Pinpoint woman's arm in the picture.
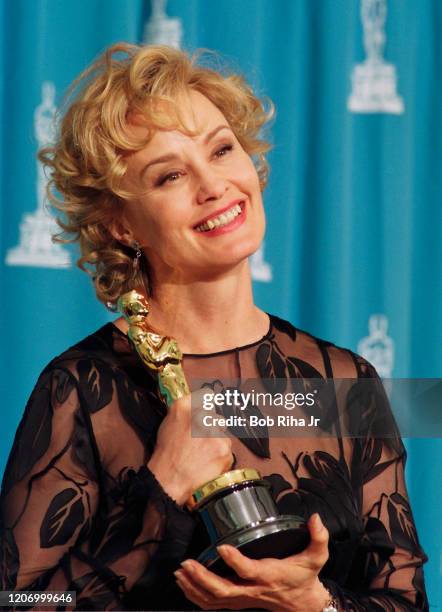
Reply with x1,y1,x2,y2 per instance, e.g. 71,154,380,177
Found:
0,364,194,610
320,436,428,611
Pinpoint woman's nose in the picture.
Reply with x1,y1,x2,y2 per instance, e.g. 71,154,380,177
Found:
196,167,229,204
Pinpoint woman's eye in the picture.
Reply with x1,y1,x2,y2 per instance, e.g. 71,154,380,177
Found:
214,144,233,158
157,171,182,186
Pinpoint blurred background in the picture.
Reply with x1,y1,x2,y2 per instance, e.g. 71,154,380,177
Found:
1,0,441,605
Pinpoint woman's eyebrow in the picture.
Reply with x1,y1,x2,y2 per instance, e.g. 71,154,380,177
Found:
203,124,232,144
141,153,180,177
140,125,232,177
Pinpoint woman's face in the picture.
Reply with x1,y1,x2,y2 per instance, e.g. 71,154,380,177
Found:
119,90,266,283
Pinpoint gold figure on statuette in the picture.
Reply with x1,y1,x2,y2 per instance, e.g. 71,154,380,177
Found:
117,290,190,407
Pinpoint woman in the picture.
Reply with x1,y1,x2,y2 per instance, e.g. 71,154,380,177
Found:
0,43,428,611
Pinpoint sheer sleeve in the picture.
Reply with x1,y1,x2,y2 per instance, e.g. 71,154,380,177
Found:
0,362,195,610
321,358,429,611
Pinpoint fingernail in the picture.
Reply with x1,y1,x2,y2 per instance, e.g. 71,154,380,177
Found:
181,560,195,572
217,544,230,555
314,513,324,531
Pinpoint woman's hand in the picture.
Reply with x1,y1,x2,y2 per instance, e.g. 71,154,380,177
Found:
175,513,332,611
147,390,233,506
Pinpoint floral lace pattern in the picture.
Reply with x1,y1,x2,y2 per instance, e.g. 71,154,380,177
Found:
0,315,428,610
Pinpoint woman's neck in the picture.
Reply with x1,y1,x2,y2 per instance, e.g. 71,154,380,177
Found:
114,262,269,354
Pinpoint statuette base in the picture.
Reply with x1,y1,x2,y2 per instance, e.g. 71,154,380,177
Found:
197,515,308,576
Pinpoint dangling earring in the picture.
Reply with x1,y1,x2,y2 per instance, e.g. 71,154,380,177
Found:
132,241,142,269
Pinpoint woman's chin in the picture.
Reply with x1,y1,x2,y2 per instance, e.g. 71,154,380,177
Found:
185,251,255,280
206,244,262,273
218,237,263,265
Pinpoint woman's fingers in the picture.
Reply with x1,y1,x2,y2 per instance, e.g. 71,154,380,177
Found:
295,513,329,569
178,559,243,600
216,545,261,581
175,568,218,608
190,388,227,437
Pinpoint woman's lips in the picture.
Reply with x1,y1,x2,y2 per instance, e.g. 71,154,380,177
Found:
194,201,247,237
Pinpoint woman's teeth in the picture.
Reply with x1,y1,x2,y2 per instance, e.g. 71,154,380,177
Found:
195,203,243,232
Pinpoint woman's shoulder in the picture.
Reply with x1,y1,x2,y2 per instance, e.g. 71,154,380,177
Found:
29,322,157,418
268,313,378,379
50,323,130,364
44,322,125,372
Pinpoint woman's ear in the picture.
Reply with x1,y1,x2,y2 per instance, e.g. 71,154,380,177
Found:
107,216,134,247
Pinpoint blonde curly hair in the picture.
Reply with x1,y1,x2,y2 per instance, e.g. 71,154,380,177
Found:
39,42,274,306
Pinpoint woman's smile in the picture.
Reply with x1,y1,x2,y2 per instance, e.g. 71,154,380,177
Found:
194,200,247,236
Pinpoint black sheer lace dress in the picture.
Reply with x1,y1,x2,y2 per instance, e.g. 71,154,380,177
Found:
0,315,428,611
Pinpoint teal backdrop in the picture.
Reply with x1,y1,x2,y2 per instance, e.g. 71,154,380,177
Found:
1,0,441,606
